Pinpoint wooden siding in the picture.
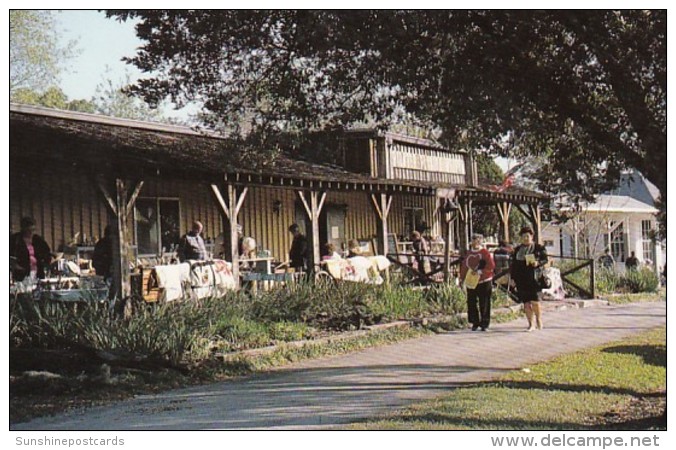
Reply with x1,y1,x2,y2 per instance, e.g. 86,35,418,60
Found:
10,161,224,254
383,141,467,184
10,157,442,262
11,160,113,251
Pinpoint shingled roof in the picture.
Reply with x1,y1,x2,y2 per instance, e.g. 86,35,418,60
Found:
10,104,546,202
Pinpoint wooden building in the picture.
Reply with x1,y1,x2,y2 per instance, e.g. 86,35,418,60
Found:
10,104,546,297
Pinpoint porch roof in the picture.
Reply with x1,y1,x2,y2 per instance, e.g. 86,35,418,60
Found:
10,104,546,204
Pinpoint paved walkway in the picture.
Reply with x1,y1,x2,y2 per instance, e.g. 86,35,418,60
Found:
12,301,665,430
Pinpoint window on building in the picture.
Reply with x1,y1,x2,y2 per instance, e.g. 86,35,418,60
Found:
135,198,181,255
641,220,655,263
604,222,626,262
403,207,424,236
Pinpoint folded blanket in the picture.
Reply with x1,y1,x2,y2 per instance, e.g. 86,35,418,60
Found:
187,259,236,299
368,255,391,272
154,263,191,302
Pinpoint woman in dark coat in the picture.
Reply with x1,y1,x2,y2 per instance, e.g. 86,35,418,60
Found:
10,217,52,281
510,226,548,331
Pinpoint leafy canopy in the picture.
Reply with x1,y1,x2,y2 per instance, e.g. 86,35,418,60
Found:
10,10,77,96
107,11,666,214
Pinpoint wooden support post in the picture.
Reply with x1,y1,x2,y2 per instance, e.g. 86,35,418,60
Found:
95,178,143,303
114,179,131,301
297,190,326,273
495,202,512,244
210,183,247,289
227,185,241,286
370,193,393,256
443,211,457,282
457,201,469,256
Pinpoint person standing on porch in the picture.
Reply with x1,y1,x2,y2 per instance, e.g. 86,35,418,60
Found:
410,230,431,274
177,220,207,262
288,224,310,272
510,226,549,331
10,217,52,282
93,225,114,280
459,233,495,331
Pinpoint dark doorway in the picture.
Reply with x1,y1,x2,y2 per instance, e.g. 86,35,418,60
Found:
320,205,347,253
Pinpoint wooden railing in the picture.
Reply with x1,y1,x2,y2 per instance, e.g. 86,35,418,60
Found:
492,255,596,300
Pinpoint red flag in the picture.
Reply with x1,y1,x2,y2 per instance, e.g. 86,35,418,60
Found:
490,173,515,193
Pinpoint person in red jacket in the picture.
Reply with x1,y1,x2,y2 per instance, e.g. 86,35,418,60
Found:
459,233,496,331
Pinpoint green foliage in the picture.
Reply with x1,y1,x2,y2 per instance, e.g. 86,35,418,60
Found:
93,71,166,122
491,287,512,309
367,286,426,321
10,10,77,95
551,261,659,296
423,283,467,314
620,268,660,294
109,10,665,232
595,267,621,294
10,280,473,366
11,86,97,113
472,154,504,239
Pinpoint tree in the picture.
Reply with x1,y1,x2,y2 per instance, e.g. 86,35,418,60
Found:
107,11,666,228
92,71,165,122
10,10,76,97
11,86,96,113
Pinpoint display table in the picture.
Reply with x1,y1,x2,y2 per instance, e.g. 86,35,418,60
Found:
11,276,110,303
239,257,290,291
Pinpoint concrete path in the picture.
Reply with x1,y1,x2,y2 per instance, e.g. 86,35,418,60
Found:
12,301,665,430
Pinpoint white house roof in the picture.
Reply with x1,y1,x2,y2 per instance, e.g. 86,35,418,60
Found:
582,195,658,213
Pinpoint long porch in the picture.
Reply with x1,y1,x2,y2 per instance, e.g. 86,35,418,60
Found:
10,104,547,300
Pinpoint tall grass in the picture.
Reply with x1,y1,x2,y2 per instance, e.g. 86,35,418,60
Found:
621,268,660,293
548,261,659,296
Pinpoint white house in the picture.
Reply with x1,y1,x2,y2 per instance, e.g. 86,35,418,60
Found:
541,171,664,272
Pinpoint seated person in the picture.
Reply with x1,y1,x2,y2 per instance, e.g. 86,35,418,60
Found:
322,242,342,261
347,239,363,258
240,236,257,259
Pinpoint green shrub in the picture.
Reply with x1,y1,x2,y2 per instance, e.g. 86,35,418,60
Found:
620,268,660,293
424,283,467,315
9,276,480,366
9,298,199,365
595,267,621,294
210,316,271,350
268,321,316,342
367,285,427,320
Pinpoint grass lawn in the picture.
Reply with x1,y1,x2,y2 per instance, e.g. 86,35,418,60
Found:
603,289,665,305
351,327,666,430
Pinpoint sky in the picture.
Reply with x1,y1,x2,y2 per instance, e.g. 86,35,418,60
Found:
56,10,143,101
